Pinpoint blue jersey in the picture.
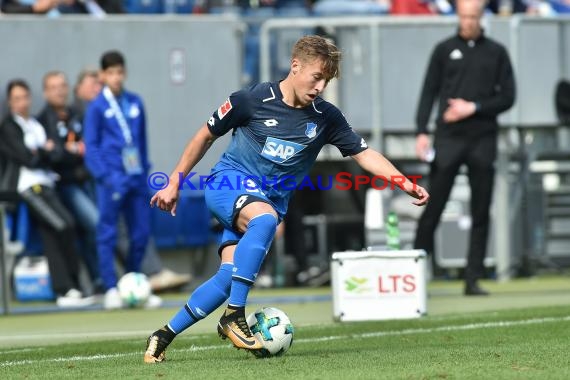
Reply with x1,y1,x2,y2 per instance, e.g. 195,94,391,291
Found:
207,81,367,215
84,88,149,185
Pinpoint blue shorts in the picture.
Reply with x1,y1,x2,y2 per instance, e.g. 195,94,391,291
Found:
204,169,282,252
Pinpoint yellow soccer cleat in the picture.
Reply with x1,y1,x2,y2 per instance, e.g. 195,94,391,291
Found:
217,308,263,351
144,333,169,363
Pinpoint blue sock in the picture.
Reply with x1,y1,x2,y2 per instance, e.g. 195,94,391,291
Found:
228,213,277,307
168,263,233,334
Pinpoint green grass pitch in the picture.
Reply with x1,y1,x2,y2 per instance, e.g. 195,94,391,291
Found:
1,277,569,379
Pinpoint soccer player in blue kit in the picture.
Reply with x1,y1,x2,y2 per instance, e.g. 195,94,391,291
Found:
144,35,429,363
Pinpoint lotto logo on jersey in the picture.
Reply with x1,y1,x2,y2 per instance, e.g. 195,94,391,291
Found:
261,137,306,164
217,98,233,120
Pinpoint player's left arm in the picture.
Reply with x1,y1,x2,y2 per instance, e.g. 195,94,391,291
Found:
326,106,428,206
351,148,429,206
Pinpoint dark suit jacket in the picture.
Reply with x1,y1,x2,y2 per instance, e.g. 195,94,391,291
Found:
0,115,61,198
37,105,92,184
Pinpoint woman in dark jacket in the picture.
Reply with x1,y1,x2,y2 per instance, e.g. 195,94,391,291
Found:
0,79,94,308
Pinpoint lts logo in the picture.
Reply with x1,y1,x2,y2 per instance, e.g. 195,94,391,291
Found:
344,274,417,295
378,274,416,293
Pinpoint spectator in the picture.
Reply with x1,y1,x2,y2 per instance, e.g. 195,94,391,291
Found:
80,0,124,13
391,0,454,14
236,0,276,9
37,71,103,294
74,68,192,293
541,0,570,14
390,0,436,14
1,0,122,15
84,51,161,309
1,0,60,14
57,0,106,16
73,69,102,123
413,0,516,296
95,0,124,13
485,0,528,14
0,79,95,308
312,0,390,15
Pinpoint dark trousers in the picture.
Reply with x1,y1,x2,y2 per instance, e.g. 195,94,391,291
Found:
58,182,101,287
20,185,80,295
284,196,307,272
95,181,150,290
414,133,497,283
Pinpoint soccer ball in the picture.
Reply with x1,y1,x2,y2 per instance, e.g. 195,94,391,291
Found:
246,307,294,358
117,272,151,307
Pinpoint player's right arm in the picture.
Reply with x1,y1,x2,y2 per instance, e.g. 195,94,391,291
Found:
151,89,253,215
150,124,217,216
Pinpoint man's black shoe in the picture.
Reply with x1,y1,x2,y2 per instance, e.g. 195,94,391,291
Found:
464,282,490,296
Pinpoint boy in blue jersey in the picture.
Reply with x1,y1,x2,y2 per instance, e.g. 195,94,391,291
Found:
84,51,161,310
144,35,429,363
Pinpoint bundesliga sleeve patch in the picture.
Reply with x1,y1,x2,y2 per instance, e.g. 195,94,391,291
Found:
217,98,233,120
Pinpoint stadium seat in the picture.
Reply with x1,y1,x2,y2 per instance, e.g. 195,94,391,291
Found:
151,191,212,249
242,6,314,83
12,203,42,256
151,205,179,248
275,5,311,18
313,0,389,16
123,0,164,14
275,0,307,9
273,6,314,80
162,0,194,14
4,212,14,238
177,191,211,247
208,5,242,14
242,7,277,84
2,211,24,257
242,6,275,18
243,26,262,85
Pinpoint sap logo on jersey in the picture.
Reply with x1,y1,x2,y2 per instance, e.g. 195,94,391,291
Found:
261,137,306,164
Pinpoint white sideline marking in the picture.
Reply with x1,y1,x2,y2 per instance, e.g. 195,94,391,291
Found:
0,347,45,354
0,330,152,342
0,331,212,343
297,315,570,343
0,345,223,367
1,315,569,368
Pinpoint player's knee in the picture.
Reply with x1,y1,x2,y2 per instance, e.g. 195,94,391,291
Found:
235,201,277,232
247,213,278,244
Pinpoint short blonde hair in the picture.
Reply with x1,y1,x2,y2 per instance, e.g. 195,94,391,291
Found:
292,35,342,81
